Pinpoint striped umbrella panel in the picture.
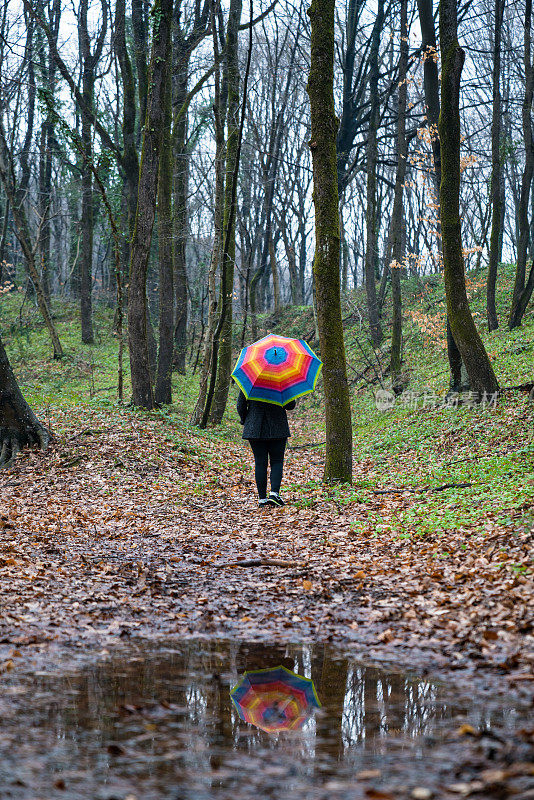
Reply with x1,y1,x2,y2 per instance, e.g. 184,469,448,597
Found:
232,334,322,405
230,666,321,733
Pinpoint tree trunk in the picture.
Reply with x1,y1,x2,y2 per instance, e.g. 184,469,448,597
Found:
36,0,61,306
199,0,253,429
417,0,469,392
486,0,505,331
77,0,106,345
209,0,243,424
131,0,148,139
340,203,349,293
269,232,281,314
190,230,220,424
390,0,408,388
154,59,174,405
297,198,307,304
173,60,190,377
509,0,534,329
307,0,353,483
439,0,499,397
0,122,63,359
191,6,225,426
416,0,441,187
115,0,140,234
80,112,94,344
128,0,173,409
280,214,299,305
0,196,9,277
363,0,384,348
38,121,52,303
335,0,368,195
0,332,49,467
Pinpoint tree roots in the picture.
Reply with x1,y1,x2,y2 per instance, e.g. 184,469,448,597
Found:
0,424,50,468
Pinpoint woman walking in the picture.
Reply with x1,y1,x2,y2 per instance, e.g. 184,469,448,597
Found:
237,390,295,507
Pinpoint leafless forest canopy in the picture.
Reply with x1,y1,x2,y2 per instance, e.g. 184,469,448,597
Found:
0,0,530,403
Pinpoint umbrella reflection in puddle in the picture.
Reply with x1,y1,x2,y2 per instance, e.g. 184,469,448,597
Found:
230,666,321,733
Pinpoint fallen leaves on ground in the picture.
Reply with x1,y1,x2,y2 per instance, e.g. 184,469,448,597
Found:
0,406,532,687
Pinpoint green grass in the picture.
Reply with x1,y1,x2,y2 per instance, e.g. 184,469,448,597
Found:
1,263,533,546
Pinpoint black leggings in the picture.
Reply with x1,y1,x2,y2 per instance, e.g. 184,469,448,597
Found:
249,438,287,498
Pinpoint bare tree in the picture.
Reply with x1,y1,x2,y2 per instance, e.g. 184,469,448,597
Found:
390,0,409,388
307,0,352,482
486,0,506,330
128,0,174,409
78,0,108,344
509,0,534,329
209,0,244,424
439,0,499,396
363,0,385,348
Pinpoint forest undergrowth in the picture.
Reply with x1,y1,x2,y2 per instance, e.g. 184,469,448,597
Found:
0,266,532,686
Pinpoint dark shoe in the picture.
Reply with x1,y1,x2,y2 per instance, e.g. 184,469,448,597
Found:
269,492,285,507
259,498,274,508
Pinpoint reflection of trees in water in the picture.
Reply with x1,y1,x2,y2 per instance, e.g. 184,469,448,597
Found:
24,641,516,792
340,668,444,754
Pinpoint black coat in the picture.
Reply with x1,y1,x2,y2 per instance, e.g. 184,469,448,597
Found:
237,391,295,439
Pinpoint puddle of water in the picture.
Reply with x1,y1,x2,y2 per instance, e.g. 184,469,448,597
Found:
0,640,529,800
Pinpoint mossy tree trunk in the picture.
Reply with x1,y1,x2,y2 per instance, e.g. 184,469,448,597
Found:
509,0,534,330
486,0,506,331
363,0,385,348
115,0,140,234
307,0,353,483
417,0,468,392
191,3,225,426
154,58,174,405
439,0,499,397
390,0,408,388
199,0,253,429
209,0,243,425
158,3,211,394
172,59,190,377
131,0,148,143
0,332,49,468
128,0,173,409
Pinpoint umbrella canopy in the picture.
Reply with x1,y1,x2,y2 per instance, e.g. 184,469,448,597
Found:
231,334,322,406
230,666,321,733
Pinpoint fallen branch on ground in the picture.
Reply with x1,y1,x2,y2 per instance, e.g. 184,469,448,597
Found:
373,482,472,495
289,441,326,450
214,558,298,568
431,482,472,492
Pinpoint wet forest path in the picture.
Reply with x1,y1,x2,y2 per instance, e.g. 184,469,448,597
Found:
0,406,532,689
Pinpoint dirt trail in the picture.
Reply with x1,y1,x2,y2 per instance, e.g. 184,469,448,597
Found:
0,412,532,690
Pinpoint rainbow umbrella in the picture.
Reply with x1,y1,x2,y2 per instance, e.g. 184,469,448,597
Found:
231,334,322,406
230,666,321,733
